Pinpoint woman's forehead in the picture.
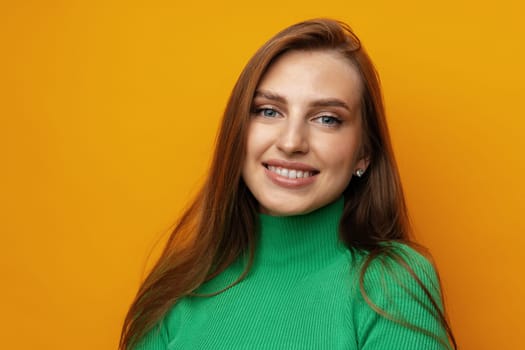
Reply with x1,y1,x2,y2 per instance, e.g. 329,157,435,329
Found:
255,50,363,109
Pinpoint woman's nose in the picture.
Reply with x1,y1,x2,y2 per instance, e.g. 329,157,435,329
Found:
276,118,309,155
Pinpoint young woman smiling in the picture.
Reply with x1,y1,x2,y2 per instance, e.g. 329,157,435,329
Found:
120,18,456,350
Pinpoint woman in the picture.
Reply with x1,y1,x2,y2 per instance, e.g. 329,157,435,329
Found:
120,18,456,349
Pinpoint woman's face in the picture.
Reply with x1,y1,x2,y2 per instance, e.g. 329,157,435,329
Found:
242,49,368,216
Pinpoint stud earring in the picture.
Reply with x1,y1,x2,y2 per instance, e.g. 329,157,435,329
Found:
355,169,365,177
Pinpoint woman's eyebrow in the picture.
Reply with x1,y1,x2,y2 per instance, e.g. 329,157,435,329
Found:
253,90,287,104
309,98,351,111
254,90,351,112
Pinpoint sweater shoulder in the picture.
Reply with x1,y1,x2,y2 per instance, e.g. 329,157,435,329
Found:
354,241,434,277
350,242,450,349
357,242,442,307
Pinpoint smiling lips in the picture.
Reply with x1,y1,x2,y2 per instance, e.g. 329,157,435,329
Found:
263,160,319,188
268,166,314,179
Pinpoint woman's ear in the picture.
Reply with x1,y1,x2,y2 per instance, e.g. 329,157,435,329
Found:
353,155,370,177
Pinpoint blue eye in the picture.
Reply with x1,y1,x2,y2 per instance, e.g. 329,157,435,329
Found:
316,115,342,126
256,108,279,118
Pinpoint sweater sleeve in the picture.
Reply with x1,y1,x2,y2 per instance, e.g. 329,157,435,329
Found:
353,243,451,350
132,320,169,350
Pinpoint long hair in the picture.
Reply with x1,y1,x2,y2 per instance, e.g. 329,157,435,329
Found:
120,18,456,349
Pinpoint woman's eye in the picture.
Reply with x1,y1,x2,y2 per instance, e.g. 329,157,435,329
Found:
315,115,342,126
256,108,279,118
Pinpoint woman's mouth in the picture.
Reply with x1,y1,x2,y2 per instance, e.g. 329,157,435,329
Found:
264,165,317,179
262,161,320,188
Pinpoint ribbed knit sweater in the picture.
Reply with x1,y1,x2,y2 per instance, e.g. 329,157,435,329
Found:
134,197,449,349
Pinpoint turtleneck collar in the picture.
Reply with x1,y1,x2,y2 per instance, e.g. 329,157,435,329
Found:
254,196,347,272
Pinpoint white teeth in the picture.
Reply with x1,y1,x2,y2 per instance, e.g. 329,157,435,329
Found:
267,165,314,179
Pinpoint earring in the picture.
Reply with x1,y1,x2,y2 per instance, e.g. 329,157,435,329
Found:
355,168,365,177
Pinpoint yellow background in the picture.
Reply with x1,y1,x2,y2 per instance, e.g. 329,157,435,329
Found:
1,1,524,349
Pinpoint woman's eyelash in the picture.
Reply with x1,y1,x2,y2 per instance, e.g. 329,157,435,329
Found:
253,107,279,117
315,115,343,126
252,107,342,126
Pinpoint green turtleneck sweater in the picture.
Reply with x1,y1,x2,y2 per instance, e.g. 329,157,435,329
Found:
134,197,449,349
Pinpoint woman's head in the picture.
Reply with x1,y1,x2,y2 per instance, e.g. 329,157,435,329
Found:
210,18,404,236
242,49,368,216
